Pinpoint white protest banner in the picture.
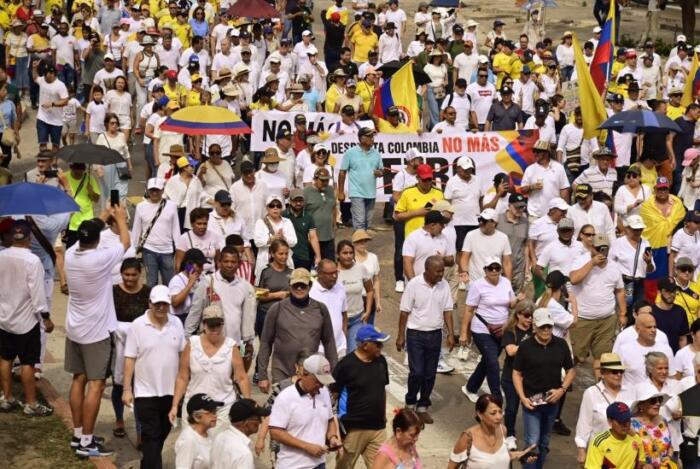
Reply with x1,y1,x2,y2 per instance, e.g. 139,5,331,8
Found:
325,130,540,202
251,110,342,151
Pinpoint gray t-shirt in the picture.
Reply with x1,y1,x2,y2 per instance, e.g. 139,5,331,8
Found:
338,263,370,318
256,266,292,315
82,50,105,86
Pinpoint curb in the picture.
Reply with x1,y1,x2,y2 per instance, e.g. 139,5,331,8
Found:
37,377,118,469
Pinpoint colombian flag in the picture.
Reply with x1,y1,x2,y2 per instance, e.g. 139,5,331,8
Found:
590,0,615,95
573,34,608,140
682,53,700,107
373,62,421,132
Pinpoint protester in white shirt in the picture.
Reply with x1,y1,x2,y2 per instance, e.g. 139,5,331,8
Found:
521,140,571,219
466,72,497,128
617,313,676,387
175,208,223,273
535,217,585,277
440,79,472,129
527,198,569,263
453,43,478,83
174,394,220,469
310,260,349,357
402,210,456,279
567,183,616,241
211,398,269,469
460,208,513,284
378,22,403,63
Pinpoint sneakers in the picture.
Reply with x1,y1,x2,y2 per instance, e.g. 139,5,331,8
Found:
461,384,479,403
395,280,405,293
23,402,53,417
417,411,434,424
436,358,455,374
0,396,19,412
552,419,571,436
505,436,517,451
457,346,470,361
458,281,467,291
75,438,114,457
70,435,105,449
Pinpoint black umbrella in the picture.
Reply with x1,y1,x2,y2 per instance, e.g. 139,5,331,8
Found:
56,143,124,165
599,110,682,134
377,61,432,86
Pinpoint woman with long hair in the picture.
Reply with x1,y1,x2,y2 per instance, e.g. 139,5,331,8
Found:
372,408,424,469
424,50,448,129
337,239,374,353
96,112,132,206
132,36,160,120
549,94,567,137
255,239,292,337
555,32,574,81
538,61,561,101
448,394,536,468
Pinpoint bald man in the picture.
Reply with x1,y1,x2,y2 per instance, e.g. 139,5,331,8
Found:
616,313,676,386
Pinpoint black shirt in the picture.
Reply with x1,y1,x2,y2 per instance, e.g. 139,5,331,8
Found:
322,17,346,51
513,335,573,397
112,284,151,323
290,5,311,35
501,326,532,381
642,129,669,163
673,116,696,167
331,352,389,430
651,304,689,353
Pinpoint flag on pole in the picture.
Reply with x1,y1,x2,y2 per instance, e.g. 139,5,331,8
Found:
590,0,615,95
682,53,700,107
573,34,608,140
373,61,421,132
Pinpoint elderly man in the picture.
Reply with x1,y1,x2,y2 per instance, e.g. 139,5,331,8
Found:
211,398,270,469
570,234,626,379
497,193,530,292
567,183,616,241
231,160,268,233
208,190,253,263
573,147,619,196
617,313,676,386
257,268,338,394
269,354,341,468
521,140,570,220
197,144,234,197
310,259,348,358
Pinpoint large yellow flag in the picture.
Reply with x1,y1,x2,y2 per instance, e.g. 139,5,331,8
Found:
572,34,608,140
682,54,699,107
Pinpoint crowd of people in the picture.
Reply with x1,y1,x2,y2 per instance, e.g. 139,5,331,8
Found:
1,0,700,468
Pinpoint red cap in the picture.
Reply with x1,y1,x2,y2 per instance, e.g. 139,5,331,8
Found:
625,50,637,58
0,217,12,234
416,164,434,180
165,70,177,79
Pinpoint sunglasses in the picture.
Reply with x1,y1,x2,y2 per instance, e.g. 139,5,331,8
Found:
268,203,282,209
581,232,595,237
519,313,532,318
678,266,694,273
626,173,639,178
605,369,624,375
219,202,232,207
478,74,488,78
204,319,224,328
485,265,502,272
291,283,309,290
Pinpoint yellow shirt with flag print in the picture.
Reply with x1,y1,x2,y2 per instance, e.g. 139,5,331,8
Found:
164,83,186,104
584,430,646,469
377,119,411,134
395,186,444,236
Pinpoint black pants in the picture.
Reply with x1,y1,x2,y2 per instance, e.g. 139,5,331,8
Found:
135,395,173,469
393,219,405,282
293,256,313,271
319,239,336,261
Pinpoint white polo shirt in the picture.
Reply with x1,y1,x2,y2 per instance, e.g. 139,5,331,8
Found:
65,244,124,344
309,282,348,356
444,174,483,226
131,199,181,254
399,275,453,331
269,383,333,469
567,200,616,242
570,254,624,320
208,211,251,245
175,425,212,469
671,227,699,260
461,229,512,281
124,312,185,397
402,228,455,277
211,425,254,469
528,215,559,259
536,239,586,276
609,236,654,278
521,160,570,218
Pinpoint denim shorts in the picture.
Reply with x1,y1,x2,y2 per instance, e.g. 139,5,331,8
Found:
37,119,62,145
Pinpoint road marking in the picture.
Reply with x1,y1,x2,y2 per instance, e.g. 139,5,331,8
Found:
385,356,443,403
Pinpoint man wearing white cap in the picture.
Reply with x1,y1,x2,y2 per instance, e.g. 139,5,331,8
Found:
521,139,570,220
459,208,512,284
123,285,185,469
589,26,601,50
269,354,340,469
131,177,180,287
444,155,483,253
669,34,687,59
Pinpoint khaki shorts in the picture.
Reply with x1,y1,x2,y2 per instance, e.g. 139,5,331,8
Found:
335,428,387,469
569,314,618,363
64,334,114,380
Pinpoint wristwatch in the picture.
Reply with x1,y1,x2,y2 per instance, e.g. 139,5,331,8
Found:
40,312,50,320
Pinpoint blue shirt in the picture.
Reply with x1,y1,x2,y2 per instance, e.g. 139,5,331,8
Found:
303,88,320,111
340,144,382,199
189,19,208,37
0,100,16,132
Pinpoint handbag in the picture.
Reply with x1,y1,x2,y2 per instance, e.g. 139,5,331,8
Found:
0,108,16,147
432,85,446,100
475,313,505,339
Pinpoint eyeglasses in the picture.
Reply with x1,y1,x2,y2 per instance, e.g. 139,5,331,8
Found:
109,121,119,125
268,203,282,209
520,313,532,318
581,232,595,237
485,265,502,272
478,74,488,78
291,283,309,290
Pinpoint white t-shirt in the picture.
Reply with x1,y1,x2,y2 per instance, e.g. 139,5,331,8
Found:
50,34,78,66
609,236,653,278
175,426,212,469
36,77,69,126
528,215,559,259
619,339,676,386
521,161,570,219
453,52,478,82
444,174,483,226
86,101,107,133
402,228,455,277
309,282,348,356
674,344,698,378
440,91,472,128
671,228,699,260
612,325,669,354
175,229,223,273
92,68,125,91
524,115,557,144
466,81,497,124
570,254,624,320
537,239,586,276
65,243,124,344
462,229,512,281
466,276,515,334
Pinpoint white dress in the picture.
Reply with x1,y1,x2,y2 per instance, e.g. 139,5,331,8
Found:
104,89,133,129
252,216,298,279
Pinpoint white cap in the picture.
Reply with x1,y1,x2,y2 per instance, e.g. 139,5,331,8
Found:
695,45,700,54
104,53,115,61
477,54,489,64
465,19,479,28
533,308,554,327
548,197,570,211
306,45,319,55
147,177,165,190
479,208,497,221
266,194,283,205
456,156,474,170
149,285,171,304
677,34,687,43
302,29,313,37
593,26,602,33
314,143,330,153
230,28,240,37
302,354,335,385
624,214,646,230
483,255,502,267
406,148,424,161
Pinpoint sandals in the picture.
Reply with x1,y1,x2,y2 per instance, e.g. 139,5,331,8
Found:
113,427,126,438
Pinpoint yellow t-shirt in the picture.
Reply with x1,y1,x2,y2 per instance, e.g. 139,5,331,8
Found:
249,99,278,111
492,52,513,88
667,104,686,121
356,80,375,114
608,60,626,94
640,164,657,192
324,84,343,113
67,172,101,231
677,282,700,326
185,89,202,107
28,33,49,52
584,430,646,469
164,83,186,103
395,186,445,236
377,119,411,133
158,14,176,31
7,2,19,18
44,0,62,16
172,22,191,49
350,30,378,63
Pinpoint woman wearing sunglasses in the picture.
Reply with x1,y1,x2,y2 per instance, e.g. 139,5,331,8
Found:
631,381,676,468
253,195,297,280
574,352,635,466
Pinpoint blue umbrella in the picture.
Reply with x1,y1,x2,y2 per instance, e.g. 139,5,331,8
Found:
0,182,79,216
599,110,682,134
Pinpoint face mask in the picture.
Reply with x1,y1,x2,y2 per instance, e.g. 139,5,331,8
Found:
266,163,279,172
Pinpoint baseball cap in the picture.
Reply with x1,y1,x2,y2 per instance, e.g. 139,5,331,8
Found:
483,256,502,268
289,188,305,200
301,29,313,37
303,354,335,385
214,190,232,204
575,183,593,199
416,164,434,180
456,156,474,170
147,178,165,190
387,105,400,116
593,26,602,33
228,398,271,422
477,55,489,64
500,85,513,95
186,393,224,415
593,234,610,248
406,148,424,161
314,167,331,180
677,34,687,43
356,324,390,343
276,128,292,140
624,214,646,230
11,220,31,241
557,218,574,230
479,208,497,221
655,176,670,189
533,308,554,327
626,163,642,176
509,193,526,208
289,268,311,285
658,277,677,292
358,127,376,138
202,304,224,321
165,70,177,79
494,19,505,27
104,53,115,61
424,210,448,225
606,402,632,423
78,219,102,244
149,284,171,304
535,104,548,117
548,197,570,211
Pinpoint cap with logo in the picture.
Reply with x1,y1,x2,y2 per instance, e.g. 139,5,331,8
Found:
356,324,390,343
10,220,31,242
303,354,335,385
424,210,448,225
456,156,474,170
575,183,593,199
214,190,232,204
358,127,376,138
533,307,554,327
147,178,165,190
624,214,646,230
483,255,502,268
592,234,610,248
500,85,513,95
186,393,225,416
509,193,526,208
228,398,271,422
314,167,331,180
78,219,103,244
655,176,670,189
607,401,632,423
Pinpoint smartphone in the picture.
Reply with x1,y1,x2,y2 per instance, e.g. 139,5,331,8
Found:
110,189,119,207
644,247,652,256
529,393,548,406
184,263,195,274
43,169,58,178
519,448,539,464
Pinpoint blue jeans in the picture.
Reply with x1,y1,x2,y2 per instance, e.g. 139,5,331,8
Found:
501,377,520,437
346,313,365,353
36,119,62,147
405,328,442,409
350,197,375,230
111,383,142,433
57,64,76,89
466,332,503,400
141,248,175,287
522,403,559,469
144,142,156,177
426,87,442,129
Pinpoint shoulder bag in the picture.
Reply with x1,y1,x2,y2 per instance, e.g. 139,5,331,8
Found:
0,106,16,147
135,199,167,256
474,312,505,339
